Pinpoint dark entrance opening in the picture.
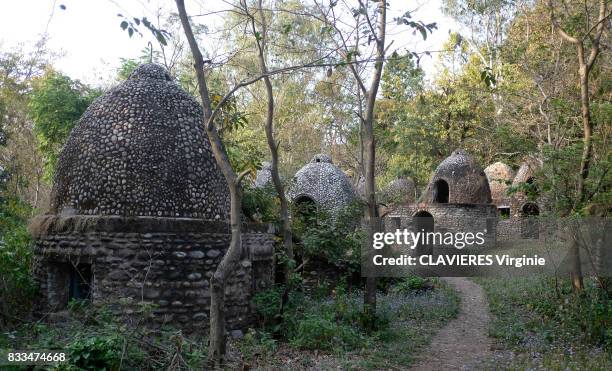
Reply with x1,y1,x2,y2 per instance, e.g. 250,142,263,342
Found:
521,202,540,216
499,207,510,218
69,263,92,301
413,211,434,256
433,179,449,203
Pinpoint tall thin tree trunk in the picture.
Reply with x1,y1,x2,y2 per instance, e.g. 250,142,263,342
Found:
576,57,592,207
569,234,584,293
176,0,249,365
250,0,294,283
362,0,387,318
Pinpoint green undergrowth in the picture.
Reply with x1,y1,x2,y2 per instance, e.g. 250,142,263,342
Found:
476,275,612,370
241,277,460,369
1,277,460,370
0,301,208,370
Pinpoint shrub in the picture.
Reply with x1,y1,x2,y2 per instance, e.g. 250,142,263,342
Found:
0,196,35,327
252,286,283,332
390,276,428,294
242,184,279,223
289,315,363,351
66,334,123,370
293,200,364,271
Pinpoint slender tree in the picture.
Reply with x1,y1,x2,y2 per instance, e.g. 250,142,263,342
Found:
176,0,345,363
314,0,387,316
176,0,253,364
547,0,609,209
547,0,609,292
243,0,295,283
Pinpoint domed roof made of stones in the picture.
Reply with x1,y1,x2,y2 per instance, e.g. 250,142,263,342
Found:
423,149,492,204
50,63,229,219
484,162,514,207
512,155,543,185
382,178,416,204
287,154,356,213
254,161,273,188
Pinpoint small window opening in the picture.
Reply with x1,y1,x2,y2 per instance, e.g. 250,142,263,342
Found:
69,264,92,301
499,207,510,218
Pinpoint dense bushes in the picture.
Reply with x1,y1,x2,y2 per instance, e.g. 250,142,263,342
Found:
242,184,279,224
252,280,394,352
0,195,35,327
246,277,460,369
293,200,364,272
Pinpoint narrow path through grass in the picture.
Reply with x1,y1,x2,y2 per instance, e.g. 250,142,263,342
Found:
409,277,492,371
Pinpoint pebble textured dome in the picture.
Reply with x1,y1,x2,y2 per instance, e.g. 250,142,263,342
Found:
382,177,416,204
254,161,273,188
484,162,514,207
50,63,229,219
423,149,492,204
512,156,542,185
288,154,356,213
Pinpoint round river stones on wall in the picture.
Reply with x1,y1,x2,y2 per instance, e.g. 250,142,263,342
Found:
287,154,356,214
422,149,492,204
484,162,514,208
254,161,273,188
381,177,416,205
31,64,274,333
50,63,229,220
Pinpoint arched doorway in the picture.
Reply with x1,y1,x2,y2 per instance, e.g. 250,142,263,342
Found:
521,202,540,216
413,211,434,256
433,179,449,203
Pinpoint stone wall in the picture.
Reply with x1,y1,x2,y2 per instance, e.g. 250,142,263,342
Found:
384,203,498,249
31,215,274,333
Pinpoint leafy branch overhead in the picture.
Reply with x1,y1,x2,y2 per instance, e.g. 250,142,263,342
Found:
118,14,171,46
395,11,438,40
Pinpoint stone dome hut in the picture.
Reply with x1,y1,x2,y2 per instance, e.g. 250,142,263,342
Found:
484,162,514,216
287,154,356,215
511,155,543,217
30,64,273,332
384,149,498,254
50,64,229,219
422,149,492,205
381,177,416,205
254,161,273,188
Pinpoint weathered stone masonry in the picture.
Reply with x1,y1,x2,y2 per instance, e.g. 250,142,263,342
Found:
31,63,275,333
31,216,273,331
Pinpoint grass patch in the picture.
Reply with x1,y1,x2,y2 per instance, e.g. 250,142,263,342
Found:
476,275,612,370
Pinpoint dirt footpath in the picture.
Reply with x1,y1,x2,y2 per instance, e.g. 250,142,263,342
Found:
409,277,492,371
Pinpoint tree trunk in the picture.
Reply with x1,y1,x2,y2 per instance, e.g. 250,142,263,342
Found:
569,234,584,293
175,0,248,366
362,0,387,317
576,58,592,207
208,186,244,364
251,0,294,282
